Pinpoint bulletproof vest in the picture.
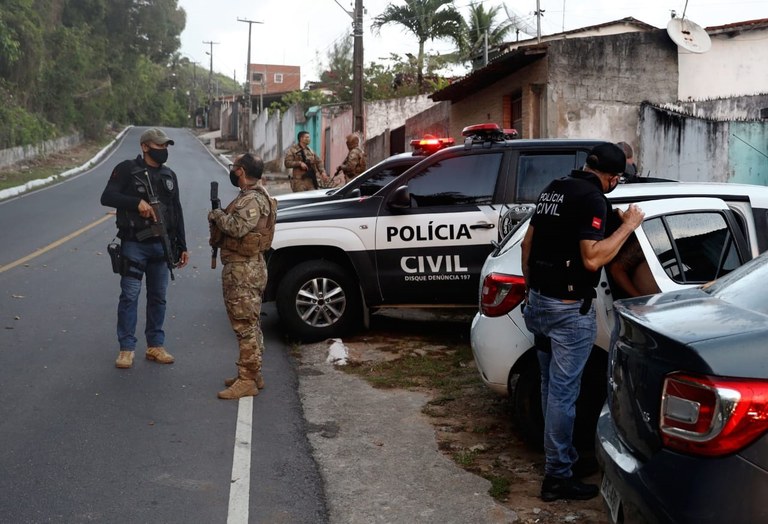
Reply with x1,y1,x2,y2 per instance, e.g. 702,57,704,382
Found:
215,185,277,257
116,160,179,240
528,173,605,300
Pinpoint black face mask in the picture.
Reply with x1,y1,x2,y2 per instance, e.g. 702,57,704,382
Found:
147,147,168,165
229,170,239,187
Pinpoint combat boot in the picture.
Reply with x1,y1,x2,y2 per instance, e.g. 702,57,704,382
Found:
224,372,264,389
146,346,174,364
115,350,134,369
218,379,258,400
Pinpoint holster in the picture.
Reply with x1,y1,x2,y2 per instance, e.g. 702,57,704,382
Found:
107,241,121,274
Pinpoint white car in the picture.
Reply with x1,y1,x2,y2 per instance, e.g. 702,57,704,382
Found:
470,181,768,448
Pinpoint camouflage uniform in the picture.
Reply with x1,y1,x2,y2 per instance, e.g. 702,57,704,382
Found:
209,183,276,383
338,146,367,183
284,143,326,192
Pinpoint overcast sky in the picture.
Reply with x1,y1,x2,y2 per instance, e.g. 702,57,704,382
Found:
177,0,766,86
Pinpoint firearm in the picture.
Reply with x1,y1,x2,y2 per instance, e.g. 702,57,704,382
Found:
210,181,220,269
136,170,176,280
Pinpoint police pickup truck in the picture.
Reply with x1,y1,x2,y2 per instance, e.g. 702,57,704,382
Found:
266,124,605,341
275,134,455,210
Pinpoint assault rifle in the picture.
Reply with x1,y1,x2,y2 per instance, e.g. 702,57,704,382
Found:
210,181,220,269
135,170,176,280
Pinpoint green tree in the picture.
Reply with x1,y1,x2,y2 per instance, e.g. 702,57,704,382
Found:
372,0,463,93
318,36,354,102
462,2,513,64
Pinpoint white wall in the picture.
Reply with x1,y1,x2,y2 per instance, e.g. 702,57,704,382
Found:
678,27,768,100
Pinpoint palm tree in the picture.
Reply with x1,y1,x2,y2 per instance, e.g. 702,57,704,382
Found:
463,2,513,64
372,0,464,93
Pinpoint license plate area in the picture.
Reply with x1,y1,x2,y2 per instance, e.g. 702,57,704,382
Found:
600,474,621,524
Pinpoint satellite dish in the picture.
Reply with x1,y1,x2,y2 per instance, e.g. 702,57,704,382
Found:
667,17,712,53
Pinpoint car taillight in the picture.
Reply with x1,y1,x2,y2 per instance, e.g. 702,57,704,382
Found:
479,273,526,317
660,372,768,456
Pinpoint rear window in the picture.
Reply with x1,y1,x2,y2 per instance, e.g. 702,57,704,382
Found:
643,211,742,284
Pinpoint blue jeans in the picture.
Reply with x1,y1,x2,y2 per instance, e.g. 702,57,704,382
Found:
116,240,170,350
523,289,596,478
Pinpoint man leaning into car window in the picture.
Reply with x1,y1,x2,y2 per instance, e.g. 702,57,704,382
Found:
521,143,645,502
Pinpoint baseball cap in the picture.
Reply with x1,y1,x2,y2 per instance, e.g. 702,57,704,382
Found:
140,128,175,146
586,143,625,175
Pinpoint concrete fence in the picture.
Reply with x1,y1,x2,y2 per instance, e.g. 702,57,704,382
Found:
0,133,83,170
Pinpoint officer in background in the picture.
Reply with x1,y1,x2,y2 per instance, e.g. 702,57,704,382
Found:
521,143,644,502
209,153,277,400
284,131,326,192
333,133,367,185
101,128,189,370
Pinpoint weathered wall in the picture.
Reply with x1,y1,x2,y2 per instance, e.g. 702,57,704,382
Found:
678,26,768,100
365,95,438,140
405,101,451,143
0,133,82,169
448,59,548,139
639,103,768,184
547,31,678,143
676,94,768,121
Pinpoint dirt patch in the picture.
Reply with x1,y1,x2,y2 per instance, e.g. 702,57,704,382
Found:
334,313,610,524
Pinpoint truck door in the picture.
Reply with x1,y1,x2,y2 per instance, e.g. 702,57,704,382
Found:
374,151,504,305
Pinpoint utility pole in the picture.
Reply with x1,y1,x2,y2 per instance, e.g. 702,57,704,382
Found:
336,0,364,134
352,0,364,134
534,1,544,43
237,18,263,152
203,40,219,129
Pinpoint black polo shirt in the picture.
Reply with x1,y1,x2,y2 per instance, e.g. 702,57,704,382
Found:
528,170,608,300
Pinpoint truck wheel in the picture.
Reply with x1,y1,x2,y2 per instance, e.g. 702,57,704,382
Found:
276,260,362,342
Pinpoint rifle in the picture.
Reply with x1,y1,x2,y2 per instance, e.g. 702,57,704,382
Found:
136,170,176,280
210,181,220,269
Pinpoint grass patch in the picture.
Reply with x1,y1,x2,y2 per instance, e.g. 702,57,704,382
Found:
343,341,476,394
485,475,511,501
453,449,479,467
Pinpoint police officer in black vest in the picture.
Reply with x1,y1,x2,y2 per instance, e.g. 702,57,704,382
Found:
521,143,644,502
101,128,189,370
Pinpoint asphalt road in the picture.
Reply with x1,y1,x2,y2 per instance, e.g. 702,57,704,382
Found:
1,128,521,524
0,128,326,523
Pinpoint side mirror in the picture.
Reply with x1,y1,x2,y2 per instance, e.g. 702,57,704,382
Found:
387,185,411,210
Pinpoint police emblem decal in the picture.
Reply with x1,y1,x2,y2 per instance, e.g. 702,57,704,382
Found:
165,179,174,191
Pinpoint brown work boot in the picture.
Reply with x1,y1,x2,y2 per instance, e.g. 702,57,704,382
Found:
218,379,259,400
146,346,174,364
224,372,264,389
115,350,134,369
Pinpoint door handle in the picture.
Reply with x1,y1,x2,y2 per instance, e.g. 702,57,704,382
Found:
469,223,495,229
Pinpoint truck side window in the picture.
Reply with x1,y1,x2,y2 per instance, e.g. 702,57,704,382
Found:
406,153,502,207
516,152,586,202
643,212,742,284
359,165,412,196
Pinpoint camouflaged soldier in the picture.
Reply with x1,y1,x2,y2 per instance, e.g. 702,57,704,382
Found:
284,130,326,192
334,133,367,184
209,153,277,400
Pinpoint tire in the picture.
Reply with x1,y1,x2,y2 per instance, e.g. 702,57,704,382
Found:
511,354,545,449
276,259,362,342
511,349,607,453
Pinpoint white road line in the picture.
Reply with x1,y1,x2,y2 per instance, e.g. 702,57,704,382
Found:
227,396,253,524
0,213,113,274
